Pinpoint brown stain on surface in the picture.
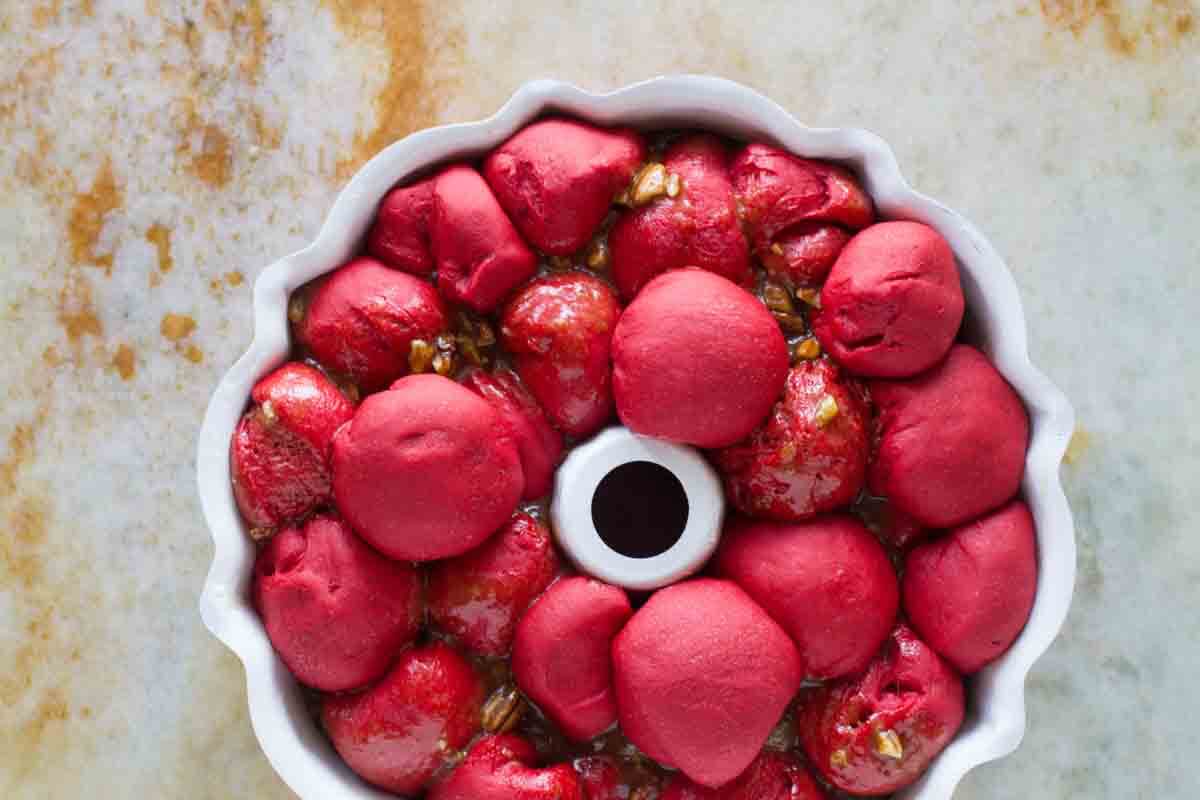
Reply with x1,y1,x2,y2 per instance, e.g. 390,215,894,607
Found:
0,607,53,706
201,0,269,81
0,487,100,787
249,104,282,150
0,357,104,784
0,427,52,670
224,270,244,286
2,638,76,781
111,344,136,381
162,2,269,191
146,223,173,273
162,15,204,58
236,0,269,82
161,313,205,363
14,127,56,188
175,97,234,188
11,497,47,549
0,46,60,128
1065,425,1093,465
323,0,457,179
187,123,233,188
36,127,53,159
202,0,225,27
56,272,104,347
1,496,49,590
25,687,70,746
31,0,62,29
160,313,197,341
67,159,123,273
0,408,48,499
1039,0,1196,57
0,431,30,498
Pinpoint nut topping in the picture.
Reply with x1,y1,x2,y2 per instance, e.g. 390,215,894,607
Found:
586,236,610,271
762,282,795,315
814,394,839,428
773,311,808,335
408,339,435,373
793,338,821,361
618,162,680,208
631,163,668,206
796,287,822,309
287,294,307,324
475,319,497,348
665,171,682,199
481,684,527,734
873,728,904,760
432,352,454,376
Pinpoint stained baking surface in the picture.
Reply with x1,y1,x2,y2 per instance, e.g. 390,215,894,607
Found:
1,3,1197,800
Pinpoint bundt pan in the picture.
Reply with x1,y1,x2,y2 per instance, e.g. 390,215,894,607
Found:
196,76,1077,799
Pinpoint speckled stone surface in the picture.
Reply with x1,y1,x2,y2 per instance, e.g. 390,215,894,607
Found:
0,1,1196,797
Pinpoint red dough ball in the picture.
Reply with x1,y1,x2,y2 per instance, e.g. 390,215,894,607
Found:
610,134,750,300
869,344,1029,528
430,164,538,313
573,756,622,800
254,515,420,691
366,166,538,309
661,751,827,800
730,143,872,254
331,374,523,561
716,515,898,681
798,625,965,796
612,269,788,448
231,362,354,530
903,500,1038,674
760,221,852,287
500,272,622,438
427,512,559,657
366,176,435,275
248,362,355,449
296,257,448,393
612,579,803,788
813,221,964,378
323,642,484,796
464,368,564,500
512,577,633,741
484,117,646,255
429,735,584,800
729,143,871,288
713,359,868,520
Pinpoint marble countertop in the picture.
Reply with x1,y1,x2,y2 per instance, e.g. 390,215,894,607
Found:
1,1,1196,797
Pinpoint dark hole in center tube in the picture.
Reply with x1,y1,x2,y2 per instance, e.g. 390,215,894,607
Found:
591,461,689,559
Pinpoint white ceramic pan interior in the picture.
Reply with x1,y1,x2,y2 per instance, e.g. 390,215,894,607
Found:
196,76,1077,800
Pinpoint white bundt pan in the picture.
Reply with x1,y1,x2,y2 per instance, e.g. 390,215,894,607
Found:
197,76,1077,799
